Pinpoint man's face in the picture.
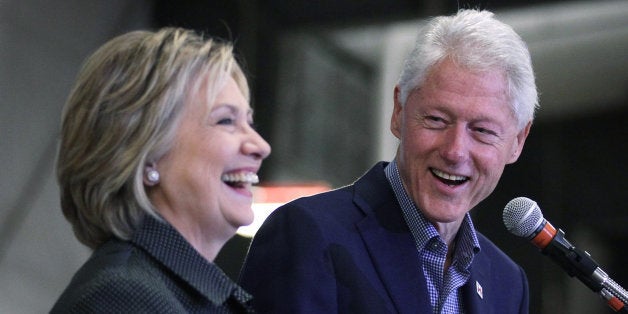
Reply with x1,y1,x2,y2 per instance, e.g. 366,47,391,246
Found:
391,59,530,225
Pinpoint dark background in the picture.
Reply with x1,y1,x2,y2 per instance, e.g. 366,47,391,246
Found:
153,1,628,313
1,1,625,313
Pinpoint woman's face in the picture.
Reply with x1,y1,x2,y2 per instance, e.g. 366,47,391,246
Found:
149,75,271,246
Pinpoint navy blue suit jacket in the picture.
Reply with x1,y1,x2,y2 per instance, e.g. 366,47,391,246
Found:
240,162,529,313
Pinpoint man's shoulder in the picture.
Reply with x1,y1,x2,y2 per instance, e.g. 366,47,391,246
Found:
267,186,358,231
286,161,392,209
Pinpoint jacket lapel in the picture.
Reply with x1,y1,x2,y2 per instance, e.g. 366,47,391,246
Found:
354,163,432,314
463,251,492,314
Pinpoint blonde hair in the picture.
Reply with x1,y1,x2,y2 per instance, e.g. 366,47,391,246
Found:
56,27,249,249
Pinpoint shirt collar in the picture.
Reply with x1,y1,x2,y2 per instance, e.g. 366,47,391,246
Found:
384,160,481,262
132,215,252,306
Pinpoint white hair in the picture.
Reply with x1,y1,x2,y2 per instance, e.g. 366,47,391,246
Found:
397,9,538,130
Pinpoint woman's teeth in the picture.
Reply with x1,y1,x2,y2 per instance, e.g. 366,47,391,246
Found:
221,172,259,185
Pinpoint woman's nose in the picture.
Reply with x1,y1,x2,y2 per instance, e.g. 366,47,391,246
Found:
243,126,271,160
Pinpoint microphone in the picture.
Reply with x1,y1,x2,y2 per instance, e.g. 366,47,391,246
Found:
503,197,628,312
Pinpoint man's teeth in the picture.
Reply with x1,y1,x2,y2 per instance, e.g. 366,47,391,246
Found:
222,172,259,184
431,168,467,182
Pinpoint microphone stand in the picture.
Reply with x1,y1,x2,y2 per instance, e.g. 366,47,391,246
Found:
543,229,628,312
594,269,628,313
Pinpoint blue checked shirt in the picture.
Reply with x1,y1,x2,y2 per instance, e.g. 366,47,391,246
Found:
385,161,481,314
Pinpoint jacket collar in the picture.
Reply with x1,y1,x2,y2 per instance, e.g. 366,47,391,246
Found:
131,215,252,306
353,162,432,314
462,247,493,314
353,162,492,314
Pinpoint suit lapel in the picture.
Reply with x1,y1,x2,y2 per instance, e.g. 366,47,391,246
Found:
357,212,431,314
463,251,492,314
353,163,501,314
353,163,432,314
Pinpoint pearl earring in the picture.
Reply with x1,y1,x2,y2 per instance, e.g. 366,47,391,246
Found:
145,168,160,184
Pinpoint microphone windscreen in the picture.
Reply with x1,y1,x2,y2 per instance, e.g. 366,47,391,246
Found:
503,197,544,238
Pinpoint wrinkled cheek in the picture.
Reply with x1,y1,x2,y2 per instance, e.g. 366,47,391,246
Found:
479,169,504,199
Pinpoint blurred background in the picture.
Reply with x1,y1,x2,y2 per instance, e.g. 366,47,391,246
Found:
1,0,627,313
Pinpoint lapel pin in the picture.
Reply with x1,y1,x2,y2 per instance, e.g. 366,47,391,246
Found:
476,281,484,299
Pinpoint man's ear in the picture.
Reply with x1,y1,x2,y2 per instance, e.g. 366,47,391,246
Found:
507,121,532,164
391,86,403,139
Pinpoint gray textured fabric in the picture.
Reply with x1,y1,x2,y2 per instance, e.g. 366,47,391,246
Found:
51,215,254,313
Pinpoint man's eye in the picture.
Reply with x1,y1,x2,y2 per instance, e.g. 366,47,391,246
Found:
423,115,446,128
473,127,502,144
475,127,497,136
426,115,441,121
217,118,234,125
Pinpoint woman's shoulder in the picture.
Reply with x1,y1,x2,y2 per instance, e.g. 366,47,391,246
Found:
50,239,176,313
